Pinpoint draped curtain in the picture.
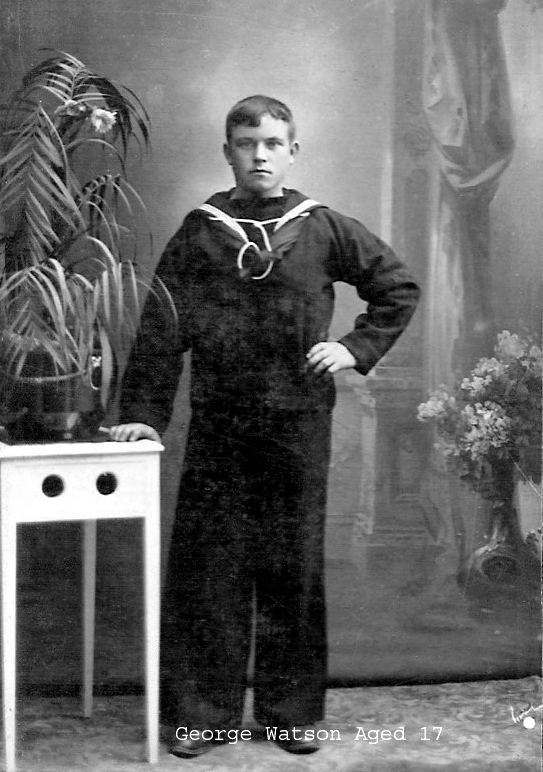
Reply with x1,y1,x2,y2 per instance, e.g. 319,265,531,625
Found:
423,0,514,387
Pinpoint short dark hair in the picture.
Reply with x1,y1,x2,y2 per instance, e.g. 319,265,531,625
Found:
225,95,296,142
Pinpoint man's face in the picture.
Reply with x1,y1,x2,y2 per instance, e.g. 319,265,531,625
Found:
224,114,299,199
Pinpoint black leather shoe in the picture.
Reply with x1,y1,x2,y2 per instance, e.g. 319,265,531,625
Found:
275,726,320,755
169,736,225,759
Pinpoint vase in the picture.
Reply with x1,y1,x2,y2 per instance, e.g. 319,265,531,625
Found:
461,499,523,585
457,461,540,603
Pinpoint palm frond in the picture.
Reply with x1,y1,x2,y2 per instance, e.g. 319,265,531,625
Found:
0,50,174,396
18,50,150,158
0,105,85,265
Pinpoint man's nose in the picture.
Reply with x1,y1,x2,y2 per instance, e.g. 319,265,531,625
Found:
253,142,267,161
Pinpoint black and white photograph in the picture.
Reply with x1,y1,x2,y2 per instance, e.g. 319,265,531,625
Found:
0,1,541,770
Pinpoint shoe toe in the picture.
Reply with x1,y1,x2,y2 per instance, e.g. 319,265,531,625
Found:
276,726,320,755
169,737,217,758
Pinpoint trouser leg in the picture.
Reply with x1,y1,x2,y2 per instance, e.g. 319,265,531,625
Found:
251,410,331,727
160,411,253,729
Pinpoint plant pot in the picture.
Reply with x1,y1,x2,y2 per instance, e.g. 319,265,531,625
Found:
1,365,105,443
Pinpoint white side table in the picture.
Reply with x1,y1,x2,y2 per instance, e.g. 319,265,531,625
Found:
0,439,163,772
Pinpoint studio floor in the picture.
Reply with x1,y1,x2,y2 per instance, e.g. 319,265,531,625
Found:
8,677,542,771
10,493,542,771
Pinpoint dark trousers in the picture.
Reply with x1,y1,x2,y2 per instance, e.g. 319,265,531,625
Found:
160,407,331,729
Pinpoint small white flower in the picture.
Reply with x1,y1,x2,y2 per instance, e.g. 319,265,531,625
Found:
461,374,488,396
472,357,507,379
460,401,511,461
55,99,90,117
496,330,526,359
89,108,117,134
417,388,453,421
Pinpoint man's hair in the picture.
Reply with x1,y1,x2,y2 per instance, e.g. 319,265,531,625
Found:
225,95,296,142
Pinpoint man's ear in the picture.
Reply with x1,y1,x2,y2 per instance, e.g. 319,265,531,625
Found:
223,142,232,165
289,141,300,164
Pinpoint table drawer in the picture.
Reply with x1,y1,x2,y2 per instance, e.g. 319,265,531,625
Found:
0,452,160,523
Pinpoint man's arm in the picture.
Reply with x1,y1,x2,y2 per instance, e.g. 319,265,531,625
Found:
117,224,192,437
325,210,420,375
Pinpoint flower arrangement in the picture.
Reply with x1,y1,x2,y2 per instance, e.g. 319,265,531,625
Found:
418,331,542,499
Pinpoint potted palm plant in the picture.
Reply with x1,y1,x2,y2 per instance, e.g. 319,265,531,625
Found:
0,50,173,441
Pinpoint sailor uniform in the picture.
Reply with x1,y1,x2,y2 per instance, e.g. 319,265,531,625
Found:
119,189,420,729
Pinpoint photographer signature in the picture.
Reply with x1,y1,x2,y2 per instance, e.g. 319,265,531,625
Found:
508,702,543,728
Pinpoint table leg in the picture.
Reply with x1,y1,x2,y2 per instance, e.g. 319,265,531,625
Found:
82,520,97,718
1,517,17,772
143,508,160,763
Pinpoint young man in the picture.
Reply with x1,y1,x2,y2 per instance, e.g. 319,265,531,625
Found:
111,95,420,758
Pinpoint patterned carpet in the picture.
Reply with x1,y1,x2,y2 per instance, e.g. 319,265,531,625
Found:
9,676,542,771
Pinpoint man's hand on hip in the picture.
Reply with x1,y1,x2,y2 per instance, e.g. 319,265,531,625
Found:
305,341,356,375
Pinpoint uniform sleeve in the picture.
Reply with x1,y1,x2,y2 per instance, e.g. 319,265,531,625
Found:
118,221,193,436
326,211,420,375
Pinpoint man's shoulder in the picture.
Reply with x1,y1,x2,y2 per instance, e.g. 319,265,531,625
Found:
200,189,236,211
305,203,375,233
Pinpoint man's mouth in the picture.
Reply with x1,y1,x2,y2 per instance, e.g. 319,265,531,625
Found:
251,169,271,175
